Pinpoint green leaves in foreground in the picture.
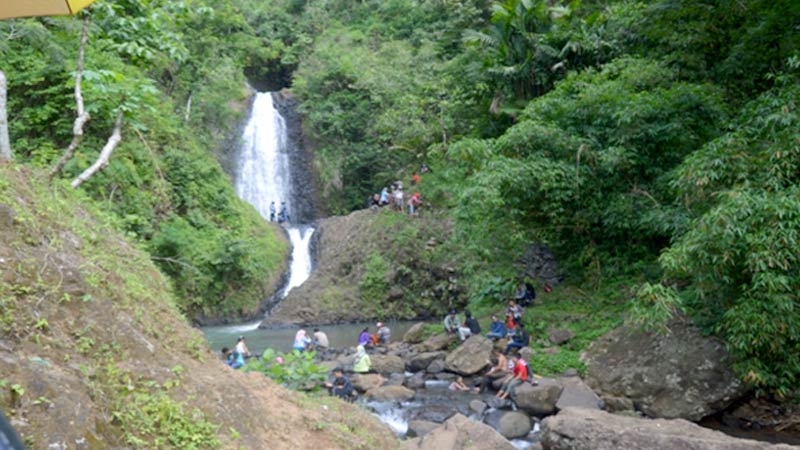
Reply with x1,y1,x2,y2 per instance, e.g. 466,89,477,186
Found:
245,349,329,391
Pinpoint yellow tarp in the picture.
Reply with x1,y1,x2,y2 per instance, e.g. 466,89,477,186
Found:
0,0,95,19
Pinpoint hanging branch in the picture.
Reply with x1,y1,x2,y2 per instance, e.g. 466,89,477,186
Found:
0,70,12,161
50,15,91,178
71,110,123,189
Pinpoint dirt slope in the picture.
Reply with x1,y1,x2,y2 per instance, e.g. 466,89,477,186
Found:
0,164,397,450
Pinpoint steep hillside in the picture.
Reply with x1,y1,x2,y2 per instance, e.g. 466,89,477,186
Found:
0,164,396,449
266,208,464,325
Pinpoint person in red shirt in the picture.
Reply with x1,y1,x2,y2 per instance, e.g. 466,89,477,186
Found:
496,353,528,400
412,173,420,185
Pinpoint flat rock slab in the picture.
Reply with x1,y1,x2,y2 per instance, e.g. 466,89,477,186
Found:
542,407,800,450
555,376,602,410
402,414,516,450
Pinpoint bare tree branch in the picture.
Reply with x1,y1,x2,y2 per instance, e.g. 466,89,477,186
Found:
0,70,12,161
71,110,123,189
50,15,91,178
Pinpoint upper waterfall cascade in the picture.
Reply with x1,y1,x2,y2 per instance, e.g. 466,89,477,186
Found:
235,92,314,299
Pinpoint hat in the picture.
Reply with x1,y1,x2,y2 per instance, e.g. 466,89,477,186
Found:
377,322,384,327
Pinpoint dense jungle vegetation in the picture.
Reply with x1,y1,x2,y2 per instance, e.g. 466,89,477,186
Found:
250,0,799,396
0,0,292,321
1,0,798,397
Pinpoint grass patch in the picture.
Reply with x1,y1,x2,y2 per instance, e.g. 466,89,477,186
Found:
470,277,636,377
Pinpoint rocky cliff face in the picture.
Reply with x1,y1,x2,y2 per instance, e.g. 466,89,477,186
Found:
0,165,396,449
265,208,464,325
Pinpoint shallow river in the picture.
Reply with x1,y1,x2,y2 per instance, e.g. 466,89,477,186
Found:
201,320,420,355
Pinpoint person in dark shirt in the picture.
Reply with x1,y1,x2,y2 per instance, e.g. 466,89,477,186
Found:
325,368,354,401
458,310,481,341
505,322,530,354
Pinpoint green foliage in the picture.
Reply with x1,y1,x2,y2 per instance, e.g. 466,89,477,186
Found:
359,252,390,305
114,391,220,449
245,348,329,390
1,0,288,320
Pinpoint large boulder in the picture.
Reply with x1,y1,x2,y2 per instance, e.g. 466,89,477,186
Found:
498,411,533,439
408,351,446,372
548,328,575,345
541,407,798,450
365,385,416,402
444,335,493,375
351,373,385,393
426,359,445,374
404,322,428,344
513,378,563,416
582,319,747,420
555,376,602,411
417,333,456,352
402,414,516,450
371,354,405,374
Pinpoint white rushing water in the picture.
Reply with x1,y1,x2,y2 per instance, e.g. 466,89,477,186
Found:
235,92,314,298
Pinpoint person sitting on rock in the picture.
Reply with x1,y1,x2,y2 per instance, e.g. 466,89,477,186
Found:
222,346,245,369
505,322,530,354
486,315,507,340
293,329,312,352
358,327,371,347
458,311,480,342
376,322,391,344
507,300,523,323
444,310,461,334
449,376,478,393
325,368,354,401
496,353,528,400
505,312,517,336
235,336,251,359
480,351,511,392
278,202,289,223
353,345,371,373
313,328,329,350
380,187,390,206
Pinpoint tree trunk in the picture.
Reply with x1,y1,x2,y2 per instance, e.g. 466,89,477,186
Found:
71,110,123,189
50,15,91,178
0,70,12,161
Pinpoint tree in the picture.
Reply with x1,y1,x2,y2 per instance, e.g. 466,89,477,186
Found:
50,15,90,178
0,69,11,160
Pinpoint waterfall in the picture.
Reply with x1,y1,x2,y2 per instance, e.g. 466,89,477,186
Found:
235,92,314,300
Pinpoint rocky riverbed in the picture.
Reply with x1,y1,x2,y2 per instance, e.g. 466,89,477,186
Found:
313,321,800,450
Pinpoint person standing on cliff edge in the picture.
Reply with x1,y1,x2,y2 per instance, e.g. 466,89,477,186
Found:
269,201,276,221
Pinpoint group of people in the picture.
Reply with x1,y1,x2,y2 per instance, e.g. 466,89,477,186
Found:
221,336,251,369
443,309,482,342
368,165,428,216
268,201,290,223
293,328,330,352
440,296,537,398
358,322,391,348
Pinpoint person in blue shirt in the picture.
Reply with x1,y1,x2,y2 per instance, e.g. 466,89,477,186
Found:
486,315,507,340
